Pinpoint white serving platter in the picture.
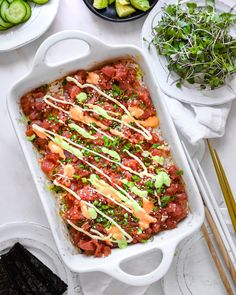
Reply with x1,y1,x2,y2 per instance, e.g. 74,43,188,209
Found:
0,0,60,52
0,222,83,295
141,0,236,106
7,30,204,286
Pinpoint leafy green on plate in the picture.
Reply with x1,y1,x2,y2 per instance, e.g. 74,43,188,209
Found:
150,0,236,90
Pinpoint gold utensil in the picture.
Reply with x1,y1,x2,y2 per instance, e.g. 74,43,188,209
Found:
207,140,236,233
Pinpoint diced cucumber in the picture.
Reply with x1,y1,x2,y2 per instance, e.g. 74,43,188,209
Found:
22,1,31,22
93,0,108,9
30,0,49,4
130,0,150,12
116,1,136,17
0,1,10,22
5,0,27,24
0,15,13,28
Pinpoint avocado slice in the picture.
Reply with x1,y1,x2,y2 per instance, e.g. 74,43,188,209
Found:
116,1,136,17
93,0,108,9
130,0,150,11
118,0,131,4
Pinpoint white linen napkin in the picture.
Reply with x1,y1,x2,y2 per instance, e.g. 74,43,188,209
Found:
164,96,232,145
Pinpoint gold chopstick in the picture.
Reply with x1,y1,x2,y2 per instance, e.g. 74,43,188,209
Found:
205,206,236,286
206,140,236,233
214,150,236,214
201,224,234,295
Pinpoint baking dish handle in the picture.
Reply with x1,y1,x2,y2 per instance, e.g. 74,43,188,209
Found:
101,241,177,286
32,30,109,70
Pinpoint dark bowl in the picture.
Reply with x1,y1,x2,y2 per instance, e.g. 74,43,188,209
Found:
83,0,159,22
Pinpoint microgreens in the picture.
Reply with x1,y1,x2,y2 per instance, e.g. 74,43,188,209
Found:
150,0,236,89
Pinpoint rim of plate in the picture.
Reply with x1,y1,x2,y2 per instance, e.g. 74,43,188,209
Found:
161,209,234,295
0,221,83,295
0,0,60,52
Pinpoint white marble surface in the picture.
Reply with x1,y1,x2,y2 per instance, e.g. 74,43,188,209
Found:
0,0,235,294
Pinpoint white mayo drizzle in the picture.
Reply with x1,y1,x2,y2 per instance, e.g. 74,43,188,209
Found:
90,188,133,213
89,124,114,141
44,94,151,141
32,124,155,226
124,149,155,179
66,76,153,140
55,180,133,243
90,229,113,240
33,124,148,178
43,95,113,140
67,220,112,242
85,104,152,140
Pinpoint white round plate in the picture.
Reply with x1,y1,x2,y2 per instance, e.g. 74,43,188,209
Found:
0,0,60,52
0,222,83,295
162,230,227,295
141,0,236,106
162,213,235,295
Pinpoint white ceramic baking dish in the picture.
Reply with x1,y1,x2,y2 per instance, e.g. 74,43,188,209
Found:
7,30,204,286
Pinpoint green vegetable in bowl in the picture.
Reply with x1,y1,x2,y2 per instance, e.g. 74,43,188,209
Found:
116,0,136,17
150,0,236,90
130,0,150,11
93,0,151,17
31,0,49,4
93,0,108,9
118,0,130,4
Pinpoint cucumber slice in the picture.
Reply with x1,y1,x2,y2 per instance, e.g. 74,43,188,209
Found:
0,24,8,30
0,15,13,28
5,0,27,24
0,1,9,22
22,1,31,22
30,0,49,4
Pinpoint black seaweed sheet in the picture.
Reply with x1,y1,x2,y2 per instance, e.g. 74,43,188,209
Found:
1,254,32,295
0,259,19,295
13,243,68,295
0,243,68,295
7,245,52,295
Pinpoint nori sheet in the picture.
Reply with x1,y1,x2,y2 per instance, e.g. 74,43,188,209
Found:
7,245,53,295
0,259,19,295
12,243,68,295
1,254,33,295
0,243,68,295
